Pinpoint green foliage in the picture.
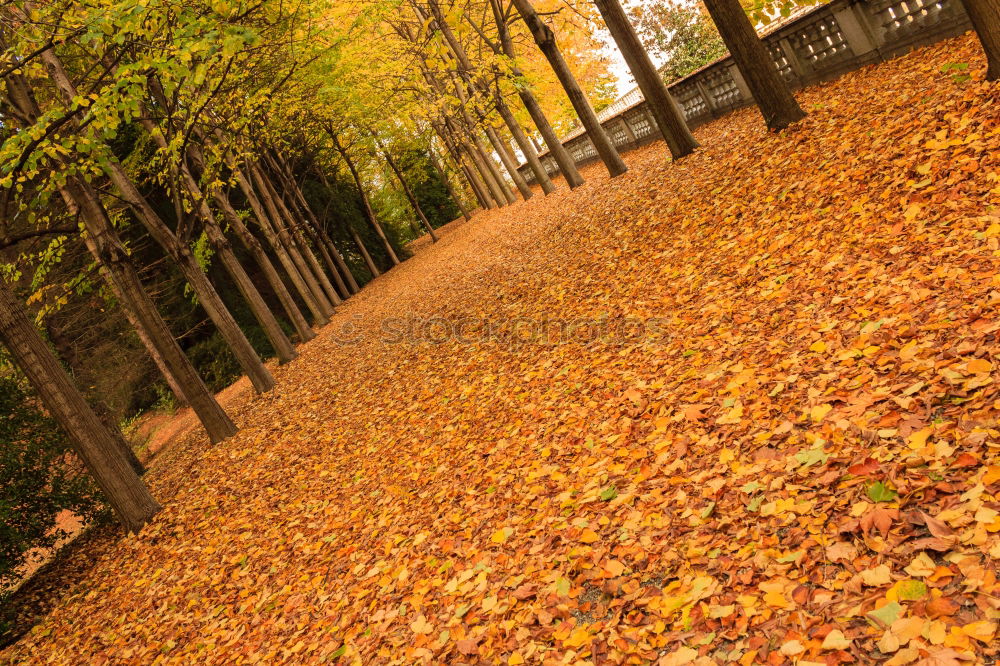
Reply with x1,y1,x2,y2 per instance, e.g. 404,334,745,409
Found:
629,1,728,83
0,373,104,595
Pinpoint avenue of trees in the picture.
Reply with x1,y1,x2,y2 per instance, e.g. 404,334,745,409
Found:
0,0,997,583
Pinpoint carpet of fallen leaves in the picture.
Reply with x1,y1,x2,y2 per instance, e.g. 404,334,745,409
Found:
4,34,999,666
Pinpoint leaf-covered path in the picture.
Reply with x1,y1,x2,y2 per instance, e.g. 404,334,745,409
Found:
6,34,999,665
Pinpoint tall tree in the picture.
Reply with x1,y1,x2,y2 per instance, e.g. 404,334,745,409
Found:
592,0,699,159
700,0,806,130
510,0,628,178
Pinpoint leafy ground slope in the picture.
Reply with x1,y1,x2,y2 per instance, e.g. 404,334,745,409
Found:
4,34,999,665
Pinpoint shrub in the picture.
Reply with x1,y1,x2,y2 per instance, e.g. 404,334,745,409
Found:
0,373,104,595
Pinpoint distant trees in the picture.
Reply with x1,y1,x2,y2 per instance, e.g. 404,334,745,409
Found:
629,1,727,82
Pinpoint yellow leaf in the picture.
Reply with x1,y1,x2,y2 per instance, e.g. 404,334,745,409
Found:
966,358,992,374
821,629,851,650
961,620,996,643
810,403,833,422
809,340,827,353
579,528,599,544
508,653,525,665
860,564,892,586
490,527,513,544
907,427,933,450
904,553,935,577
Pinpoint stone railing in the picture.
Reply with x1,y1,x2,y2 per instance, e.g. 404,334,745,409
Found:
517,0,971,182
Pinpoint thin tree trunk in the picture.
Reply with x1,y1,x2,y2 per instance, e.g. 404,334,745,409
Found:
593,0,698,159
380,145,439,242
429,147,472,221
488,0,584,188
0,283,160,533
511,0,627,178
962,0,999,80
465,119,517,205
250,164,338,315
276,155,361,295
485,125,533,201
494,94,555,194
331,135,401,266
701,0,806,130
347,219,381,279
233,166,327,331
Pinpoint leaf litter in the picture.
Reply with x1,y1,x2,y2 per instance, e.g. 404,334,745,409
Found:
3,33,999,665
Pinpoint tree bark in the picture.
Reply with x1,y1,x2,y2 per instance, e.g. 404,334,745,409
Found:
511,0,627,178
233,166,327,331
428,147,472,221
485,124,533,201
0,282,161,533
380,145,439,242
494,94,555,194
331,135,401,266
962,0,1000,80
702,0,806,130
593,0,698,159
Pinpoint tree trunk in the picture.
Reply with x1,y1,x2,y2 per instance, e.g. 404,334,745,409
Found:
275,156,361,295
428,147,472,221
63,181,238,444
347,219,381,279
331,136,401,266
593,0,699,159
250,164,338,315
233,166,327,331
494,94,555,194
702,0,806,130
466,123,516,205
511,0,627,178
962,0,1000,80
485,125,533,201
381,145,439,242
0,283,161,533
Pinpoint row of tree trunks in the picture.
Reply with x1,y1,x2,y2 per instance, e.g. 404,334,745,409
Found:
511,0,627,179
488,0,585,189
2,63,239,445
269,152,361,295
428,148,472,221
312,165,383,279
41,50,278,393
